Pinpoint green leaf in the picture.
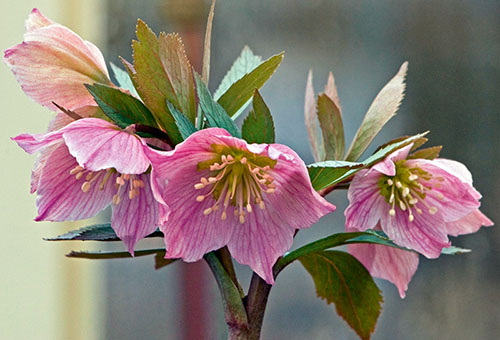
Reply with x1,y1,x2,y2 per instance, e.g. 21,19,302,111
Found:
304,70,325,162
66,248,176,270
299,251,383,340
110,62,139,98
441,246,471,255
408,146,442,160
345,62,408,161
317,93,345,160
194,72,241,138
166,101,197,140
131,20,186,143
45,223,163,242
308,132,427,191
85,83,159,128
241,90,275,144
308,161,363,191
218,52,284,119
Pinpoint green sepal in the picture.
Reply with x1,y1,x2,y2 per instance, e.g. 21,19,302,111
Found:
241,90,275,144
110,62,139,98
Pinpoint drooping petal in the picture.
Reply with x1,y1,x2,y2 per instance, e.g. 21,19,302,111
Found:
35,143,115,221
380,205,450,258
371,143,413,176
60,118,150,174
349,243,419,298
4,9,110,111
345,168,386,231
111,174,159,254
445,209,494,236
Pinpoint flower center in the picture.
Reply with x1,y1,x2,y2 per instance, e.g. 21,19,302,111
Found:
378,160,444,222
69,165,145,204
194,148,277,224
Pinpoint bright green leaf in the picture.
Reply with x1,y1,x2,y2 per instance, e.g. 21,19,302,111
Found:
241,90,275,144
308,132,427,191
167,101,197,140
194,73,241,138
85,83,159,128
218,52,284,119
317,93,345,160
345,62,408,161
214,46,262,100
299,251,383,340
110,62,139,98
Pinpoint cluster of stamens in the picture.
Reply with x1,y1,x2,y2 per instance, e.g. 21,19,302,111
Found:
194,153,276,224
70,165,145,204
380,162,444,222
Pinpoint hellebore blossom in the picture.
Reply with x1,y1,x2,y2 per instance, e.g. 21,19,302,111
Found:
12,118,159,253
345,144,493,297
146,128,336,284
4,8,111,112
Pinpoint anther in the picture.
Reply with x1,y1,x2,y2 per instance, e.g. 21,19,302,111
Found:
387,179,394,185
203,208,212,215
408,214,414,222
194,183,205,190
389,209,396,216
259,201,266,210
196,195,205,202
429,206,438,215
399,201,407,211
221,211,227,220
395,181,403,188
246,203,253,213
402,187,410,197
208,177,217,183
112,194,120,205
266,188,275,194
69,166,83,175
240,157,247,164
81,181,91,192
409,174,418,181
239,214,245,224
75,172,84,180
116,177,125,185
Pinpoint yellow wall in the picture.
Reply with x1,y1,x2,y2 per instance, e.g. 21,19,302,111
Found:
1,1,105,339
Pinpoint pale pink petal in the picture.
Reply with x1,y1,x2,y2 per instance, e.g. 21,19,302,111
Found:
12,130,64,154
431,158,473,184
445,209,494,236
345,168,387,231
35,143,115,221
111,174,159,254
4,14,110,111
381,205,450,258
61,118,150,174
349,243,419,298
25,8,54,32
371,143,413,176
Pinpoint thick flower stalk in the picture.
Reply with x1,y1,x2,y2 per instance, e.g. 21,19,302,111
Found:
146,128,336,284
345,144,493,297
12,118,159,253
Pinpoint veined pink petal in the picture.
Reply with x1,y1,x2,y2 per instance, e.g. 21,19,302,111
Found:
111,174,159,254
4,9,110,111
147,128,335,283
349,243,419,298
35,143,115,221
25,8,54,32
345,168,387,232
446,209,494,236
61,118,150,174
371,143,413,176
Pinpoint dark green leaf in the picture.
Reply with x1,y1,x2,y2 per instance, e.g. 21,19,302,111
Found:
218,52,284,118
317,93,344,160
67,248,164,259
308,132,428,191
166,101,197,140
45,223,163,242
85,83,158,129
345,62,408,161
194,73,241,138
241,90,275,144
299,251,383,340
110,62,139,98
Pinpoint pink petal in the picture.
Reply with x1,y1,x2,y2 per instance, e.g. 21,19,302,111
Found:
35,143,115,221
61,118,150,174
12,130,64,154
431,158,473,184
4,13,110,111
380,205,450,258
345,168,386,231
445,209,494,236
111,174,159,254
25,8,54,32
349,243,419,298
371,143,413,176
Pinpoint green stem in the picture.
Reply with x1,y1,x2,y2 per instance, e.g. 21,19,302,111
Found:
216,247,245,297
245,273,272,340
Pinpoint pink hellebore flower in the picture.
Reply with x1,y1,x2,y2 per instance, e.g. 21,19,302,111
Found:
4,8,111,112
12,118,159,253
146,128,335,284
345,144,493,297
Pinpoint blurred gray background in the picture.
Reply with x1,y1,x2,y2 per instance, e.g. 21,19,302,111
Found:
101,0,500,339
